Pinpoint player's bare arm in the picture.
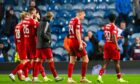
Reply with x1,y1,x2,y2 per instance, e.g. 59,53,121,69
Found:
113,34,120,51
76,29,83,51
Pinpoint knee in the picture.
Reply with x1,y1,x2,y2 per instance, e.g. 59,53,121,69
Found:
82,55,89,63
69,60,75,64
69,58,76,64
20,59,27,64
48,58,53,63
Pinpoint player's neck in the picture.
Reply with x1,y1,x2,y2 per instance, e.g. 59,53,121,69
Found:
76,16,80,20
76,16,82,22
29,14,34,19
110,22,115,25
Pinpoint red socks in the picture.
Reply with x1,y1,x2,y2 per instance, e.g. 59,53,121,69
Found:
81,62,88,78
33,61,39,77
39,62,46,77
49,61,57,78
68,63,74,78
99,68,105,76
22,61,32,77
117,73,122,79
68,62,88,78
12,63,24,75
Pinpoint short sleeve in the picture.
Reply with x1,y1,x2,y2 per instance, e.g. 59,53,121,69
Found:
111,25,117,35
76,19,81,29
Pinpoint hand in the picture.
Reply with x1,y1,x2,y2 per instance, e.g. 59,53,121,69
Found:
117,36,124,40
82,41,87,47
35,13,40,20
116,47,120,51
79,43,83,51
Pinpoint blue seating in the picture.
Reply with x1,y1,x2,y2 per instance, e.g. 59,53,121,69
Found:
51,40,57,48
62,26,69,33
38,5,47,12
13,6,23,12
104,9,119,18
62,3,73,10
82,19,88,25
85,10,94,20
58,33,67,40
84,3,96,10
72,3,85,10
107,3,115,10
82,24,88,30
55,10,70,19
68,10,76,18
60,0,72,4
50,0,59,4
51,34,57,41
86,25,99,32
53,47,65,56
92,10,105,18
14,11,20,19
51,27,60,34
106,0,116,4
52,18,66,26
95,2,108,10
89,17,104,25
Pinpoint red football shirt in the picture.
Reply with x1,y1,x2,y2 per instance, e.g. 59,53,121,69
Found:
68,17,82,39
104,23,118,43
14,22,24,47
22,17,38,44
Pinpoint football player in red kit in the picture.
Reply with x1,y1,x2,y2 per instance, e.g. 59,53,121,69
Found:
97,14,128,83
67,10,92,83
21,7,39,81
9,12,29,81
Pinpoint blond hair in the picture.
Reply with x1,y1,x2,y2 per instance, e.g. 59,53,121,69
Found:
20,11,29,20
46,11,54,20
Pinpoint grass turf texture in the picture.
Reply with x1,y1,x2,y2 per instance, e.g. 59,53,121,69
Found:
0,74,139,84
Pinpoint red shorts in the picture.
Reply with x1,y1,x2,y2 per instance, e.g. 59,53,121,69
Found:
69,39,87,57
35,48,53,61
17,45,27,60
25,43,36,59
104,42,120,60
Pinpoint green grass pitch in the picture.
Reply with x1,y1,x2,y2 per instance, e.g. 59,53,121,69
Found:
0,74,140,84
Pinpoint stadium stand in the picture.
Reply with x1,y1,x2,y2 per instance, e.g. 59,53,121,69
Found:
0,0,139,62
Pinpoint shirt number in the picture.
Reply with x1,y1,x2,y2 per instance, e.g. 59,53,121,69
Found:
15,29,20,39
105,31,111,40
69,25,74,35
23,25,29,34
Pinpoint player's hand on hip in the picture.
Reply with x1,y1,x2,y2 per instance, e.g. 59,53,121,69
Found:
79,43,83,51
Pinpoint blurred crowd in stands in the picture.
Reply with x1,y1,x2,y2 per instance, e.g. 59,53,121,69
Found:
0,0,140,62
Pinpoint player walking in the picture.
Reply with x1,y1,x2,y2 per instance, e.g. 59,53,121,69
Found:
33,11,63,82
67,10,92,83
97,14,128,83
21,7,39,81
9,12,28,81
